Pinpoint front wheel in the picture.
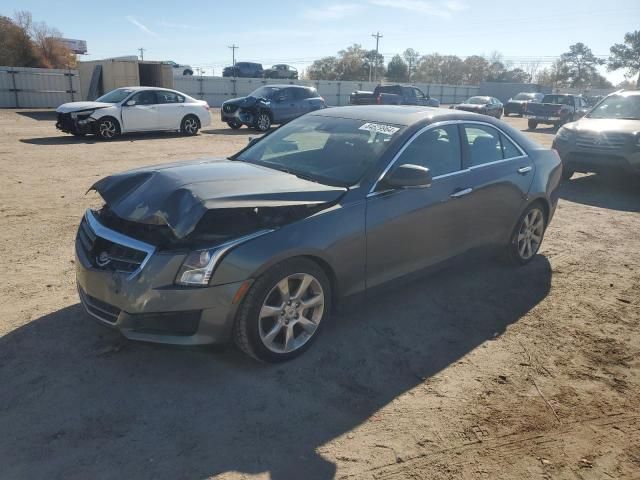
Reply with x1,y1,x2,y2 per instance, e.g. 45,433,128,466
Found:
506,204,546,265
527,119,538,130
253,112,271,132
233,258,331,362
227,119,242,130
96,118,120,140
181,115,200,136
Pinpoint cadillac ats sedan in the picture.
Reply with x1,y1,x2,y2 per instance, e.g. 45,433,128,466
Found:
76,106,561,362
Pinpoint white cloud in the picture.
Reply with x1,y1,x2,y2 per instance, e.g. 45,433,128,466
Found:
367,0,467,17
302,4,361,20
125,16,158,37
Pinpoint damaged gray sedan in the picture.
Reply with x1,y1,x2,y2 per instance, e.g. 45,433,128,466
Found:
76,106,561,362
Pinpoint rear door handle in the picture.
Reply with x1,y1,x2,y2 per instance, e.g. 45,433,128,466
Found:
450,187,473,198
518,166,533,175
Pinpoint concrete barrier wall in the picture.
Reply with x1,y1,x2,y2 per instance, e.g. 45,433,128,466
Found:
174,77,480,107
0,67,80,108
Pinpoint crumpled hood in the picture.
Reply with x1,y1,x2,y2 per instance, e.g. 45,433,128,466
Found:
56,101,114,113
224,96,269,108
91,158,347,238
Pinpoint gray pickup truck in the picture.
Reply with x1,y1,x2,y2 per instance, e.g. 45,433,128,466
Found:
524,94,590,130
349,84,440,107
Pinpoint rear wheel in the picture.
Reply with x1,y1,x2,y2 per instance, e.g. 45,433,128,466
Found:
181,115,200,136
528,119,538,130
506,204,546,265
233,258,331,362
227,119,242,129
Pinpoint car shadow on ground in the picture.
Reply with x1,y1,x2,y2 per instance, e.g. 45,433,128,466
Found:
560,174,640,213
524,126,558,135
16,110,58,121
0,254,551,480
201,128,269,136
20,132,189,146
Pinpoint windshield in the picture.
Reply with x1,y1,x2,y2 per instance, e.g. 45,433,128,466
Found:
248,86,281,99
234,115,404,187
542,95,573,105
466,97,488,104
96,88,134,103
587,95,640,120
514,93,535,100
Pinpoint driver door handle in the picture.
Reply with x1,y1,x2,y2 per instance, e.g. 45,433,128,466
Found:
518,166,533,175
450,187,473,198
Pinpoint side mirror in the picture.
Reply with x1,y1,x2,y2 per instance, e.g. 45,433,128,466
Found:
125,100,136,106
383,164,432,189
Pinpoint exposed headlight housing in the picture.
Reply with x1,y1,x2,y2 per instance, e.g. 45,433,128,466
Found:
175,229,273,286
70,110,95,119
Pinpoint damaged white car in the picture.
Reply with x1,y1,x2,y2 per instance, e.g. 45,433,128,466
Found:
55,87,211,140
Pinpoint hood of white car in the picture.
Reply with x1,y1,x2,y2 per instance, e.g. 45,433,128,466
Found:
56,102,114,114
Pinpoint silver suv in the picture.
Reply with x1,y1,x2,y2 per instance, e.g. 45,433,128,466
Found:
552,90,640,180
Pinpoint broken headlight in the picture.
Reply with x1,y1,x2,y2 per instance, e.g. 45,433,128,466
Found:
175,229,274,286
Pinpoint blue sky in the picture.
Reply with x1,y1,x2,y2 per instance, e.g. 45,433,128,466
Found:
4,0,639,83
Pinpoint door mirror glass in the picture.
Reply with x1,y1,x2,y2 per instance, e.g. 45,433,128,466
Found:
125,100,136,106
384,164,432,189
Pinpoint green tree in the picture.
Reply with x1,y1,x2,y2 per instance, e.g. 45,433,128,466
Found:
559,42,603,87
608,31,640,87
415,53,444,82
462,55,489,84
387,54,408,82
307,56,339,80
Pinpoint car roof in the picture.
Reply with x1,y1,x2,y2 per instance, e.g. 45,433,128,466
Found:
117,86,192,97
265,84,313,89
309,105,495,126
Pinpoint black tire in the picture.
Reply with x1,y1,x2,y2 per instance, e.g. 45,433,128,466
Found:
527,119,538,130
253,111,272,132
181,115,200,136
233,258,332,362
227,120,243,130
96,117,120,140
506,202,547,265
71,132,86,137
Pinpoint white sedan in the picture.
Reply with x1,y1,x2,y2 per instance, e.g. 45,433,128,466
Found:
55,87,211,140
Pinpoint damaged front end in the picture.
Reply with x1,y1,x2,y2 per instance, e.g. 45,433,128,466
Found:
56,110,97,135
81,158,346,285
221,96,270,127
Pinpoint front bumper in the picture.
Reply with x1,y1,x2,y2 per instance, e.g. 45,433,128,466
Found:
75,210,246,345
524,114,561,123
553,139,640,175
221,106,256,126
56,112,95,135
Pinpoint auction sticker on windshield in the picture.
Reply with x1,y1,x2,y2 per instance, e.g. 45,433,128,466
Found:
359,122,400,135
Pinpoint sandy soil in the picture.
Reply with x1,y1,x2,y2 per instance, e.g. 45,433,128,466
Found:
0,109,639,480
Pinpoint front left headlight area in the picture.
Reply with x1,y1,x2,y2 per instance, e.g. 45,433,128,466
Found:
555,127,573,142
175,229,274,287
70,110,96,125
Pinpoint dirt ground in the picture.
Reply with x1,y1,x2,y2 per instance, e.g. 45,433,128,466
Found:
0,108,639,480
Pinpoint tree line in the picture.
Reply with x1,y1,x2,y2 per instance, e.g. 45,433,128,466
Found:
306,32,640,89
0,11,75,69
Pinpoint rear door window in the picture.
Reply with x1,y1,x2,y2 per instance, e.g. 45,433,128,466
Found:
156,91,183,104
131,90,157,105
463,125,503,166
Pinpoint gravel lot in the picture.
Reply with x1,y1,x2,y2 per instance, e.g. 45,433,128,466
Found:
0,108,639,480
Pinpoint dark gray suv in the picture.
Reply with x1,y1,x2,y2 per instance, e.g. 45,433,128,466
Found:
76,106,561,362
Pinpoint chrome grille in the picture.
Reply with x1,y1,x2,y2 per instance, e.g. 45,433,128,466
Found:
76,210,155,278
576,132,628,151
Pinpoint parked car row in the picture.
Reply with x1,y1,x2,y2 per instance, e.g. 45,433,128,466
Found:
222,62,299,79
349,84,440,107
451,96,504,118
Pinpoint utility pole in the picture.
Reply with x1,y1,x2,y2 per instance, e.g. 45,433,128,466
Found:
138,47,145,61
371,32,383,82
228,44,238,75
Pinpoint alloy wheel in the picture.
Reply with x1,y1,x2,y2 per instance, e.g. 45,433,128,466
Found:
184,117,198,134
517,208,544,261
258,273,325,354
99,120,116,139
256,113,271,132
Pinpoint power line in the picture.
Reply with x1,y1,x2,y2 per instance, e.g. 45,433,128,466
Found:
371,31,383,82
228,44,238,70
